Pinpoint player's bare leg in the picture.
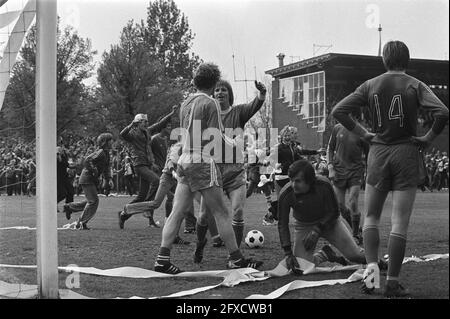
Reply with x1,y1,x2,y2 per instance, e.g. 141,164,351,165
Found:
384,188,416,297
201,185,262,269
361,184,388,293
348,184,363,242
154,183,193,274
333,185,352,229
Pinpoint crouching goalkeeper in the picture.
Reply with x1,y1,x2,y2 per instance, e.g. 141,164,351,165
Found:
277,160,385,274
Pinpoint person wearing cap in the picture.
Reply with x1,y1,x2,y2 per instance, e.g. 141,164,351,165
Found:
118,106,178,227
63,133,114,230
327,110,369,244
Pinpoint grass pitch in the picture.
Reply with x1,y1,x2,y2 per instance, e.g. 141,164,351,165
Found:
0,191,448,299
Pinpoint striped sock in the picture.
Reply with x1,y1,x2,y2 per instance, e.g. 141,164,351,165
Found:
387,232,407,279
362,225,380,264
232,219,245,247
156,247,171,264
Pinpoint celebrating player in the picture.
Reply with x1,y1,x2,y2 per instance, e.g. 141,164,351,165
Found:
332,40,449,297
64,133,114,230
153,63,263,274
193,79,266,263
118,106,178,227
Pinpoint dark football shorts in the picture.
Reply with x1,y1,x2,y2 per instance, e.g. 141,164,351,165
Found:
177,161,223,193
366,143,425,192
218,163,247,196
332,170,364,189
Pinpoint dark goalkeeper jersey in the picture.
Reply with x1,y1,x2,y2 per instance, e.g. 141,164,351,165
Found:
277,175,340,250
332,71,449,145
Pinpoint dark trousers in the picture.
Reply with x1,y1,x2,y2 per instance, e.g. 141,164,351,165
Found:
57,177,75,204
129,165,160,204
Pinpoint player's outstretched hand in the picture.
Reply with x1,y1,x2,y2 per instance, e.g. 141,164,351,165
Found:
286,254,303,275
254,81,267,95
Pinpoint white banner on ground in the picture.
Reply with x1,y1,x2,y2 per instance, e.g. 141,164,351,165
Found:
0,253,448,299
0,223,77,231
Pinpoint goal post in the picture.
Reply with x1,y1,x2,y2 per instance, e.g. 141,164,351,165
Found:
35,0,59,299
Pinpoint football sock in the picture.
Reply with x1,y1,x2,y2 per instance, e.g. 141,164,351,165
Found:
232,219,245,247
362,225,379,264
387,232,407,279
206,215,219,238
196,222,208,243
156,247,171,264
351,214,361,236
229,249,244,261
341,206,352,227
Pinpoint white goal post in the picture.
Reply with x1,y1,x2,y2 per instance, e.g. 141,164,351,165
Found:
35,0,58,299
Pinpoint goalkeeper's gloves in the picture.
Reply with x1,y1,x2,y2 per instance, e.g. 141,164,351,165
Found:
283,247,302,275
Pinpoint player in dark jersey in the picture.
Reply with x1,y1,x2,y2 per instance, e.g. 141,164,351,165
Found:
63,133,114,230
332,40,449,297
153,63,263,274
278,160,374,273
327,110,369,244
193,79,266,263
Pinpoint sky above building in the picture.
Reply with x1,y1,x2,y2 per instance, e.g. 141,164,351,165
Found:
2,0,449,104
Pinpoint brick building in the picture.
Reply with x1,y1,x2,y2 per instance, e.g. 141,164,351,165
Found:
265,53,449,152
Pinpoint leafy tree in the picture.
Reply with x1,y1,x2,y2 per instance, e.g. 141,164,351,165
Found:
96,0,201,132
142,0,201,79
0,21,97,139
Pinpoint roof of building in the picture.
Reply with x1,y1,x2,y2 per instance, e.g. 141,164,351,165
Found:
265,52,449,78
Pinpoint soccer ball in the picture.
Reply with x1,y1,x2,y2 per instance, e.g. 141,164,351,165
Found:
245,230,264,248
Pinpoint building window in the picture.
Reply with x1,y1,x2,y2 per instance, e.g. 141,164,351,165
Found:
278,71,326,132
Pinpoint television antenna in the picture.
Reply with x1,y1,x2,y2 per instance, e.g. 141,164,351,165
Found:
313,44,333,57
232,52,257,102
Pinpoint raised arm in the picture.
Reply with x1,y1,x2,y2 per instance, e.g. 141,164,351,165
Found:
236,81,267,125
119,122,136,142
148,104,179,135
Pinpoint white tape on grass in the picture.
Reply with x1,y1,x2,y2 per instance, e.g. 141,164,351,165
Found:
0,222,84,230
0,253,448,299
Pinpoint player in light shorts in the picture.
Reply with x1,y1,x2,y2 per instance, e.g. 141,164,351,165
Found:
153,63,263,274
193,79,267,263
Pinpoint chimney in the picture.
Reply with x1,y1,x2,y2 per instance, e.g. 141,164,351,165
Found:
277,53,285,67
